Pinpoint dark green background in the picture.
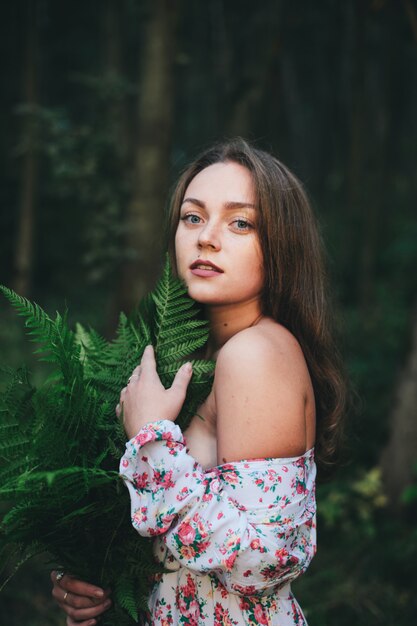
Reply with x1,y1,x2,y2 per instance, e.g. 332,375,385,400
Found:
1,1,416,624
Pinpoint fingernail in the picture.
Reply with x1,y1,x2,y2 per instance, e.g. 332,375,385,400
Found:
94,589,104,598
184,362,192,373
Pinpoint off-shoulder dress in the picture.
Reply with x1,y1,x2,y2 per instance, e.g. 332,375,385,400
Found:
119,420,316,626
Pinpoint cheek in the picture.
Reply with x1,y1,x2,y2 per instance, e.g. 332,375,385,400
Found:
247,243,264,288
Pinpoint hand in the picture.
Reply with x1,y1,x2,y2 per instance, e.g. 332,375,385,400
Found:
116,345,193,439
51,571,112,626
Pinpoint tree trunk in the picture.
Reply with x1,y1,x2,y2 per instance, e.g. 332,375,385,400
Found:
101,0,130,166
13,0,39,297
381,309,417,508
116,0,177,314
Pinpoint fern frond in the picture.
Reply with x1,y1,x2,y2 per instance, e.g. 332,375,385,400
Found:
114,573,139,622
0,286,56,354
0,256,214,622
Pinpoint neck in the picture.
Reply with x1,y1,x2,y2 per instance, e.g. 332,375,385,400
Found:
204,298,263,357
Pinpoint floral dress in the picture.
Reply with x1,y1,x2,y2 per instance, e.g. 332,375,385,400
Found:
119,420,316,626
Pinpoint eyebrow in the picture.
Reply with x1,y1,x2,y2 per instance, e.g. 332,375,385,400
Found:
181,197,256,210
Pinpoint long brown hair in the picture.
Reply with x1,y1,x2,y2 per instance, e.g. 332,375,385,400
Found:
167,138,347,472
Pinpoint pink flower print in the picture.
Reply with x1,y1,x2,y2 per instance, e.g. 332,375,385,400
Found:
154,469,175,489
296,480,306,494
224,551,237,571
179,544,196,559
165,439,177,450
275,547,290,565
188,599,200,615
296,456,307,468
233,583,257,595
268,468,282,484
222,469,239,486
181,573,197,597
224,532,240,552
176,486,190,501
193,513,210,538
274,547,299,568
177,595,188,616
214,602,236,626
121,458,128,468
214,602,224,625
210,478,221,494
133,471,148,489
178,522,196,546
160,512,176,527
243,569,252,577
132,506,147,525
254,603,269,625
250,538,260,550
250,538,266,553
197,540,210,553
136,430,155,446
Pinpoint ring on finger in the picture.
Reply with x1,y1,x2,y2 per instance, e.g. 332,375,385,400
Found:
55,570,65,582
63,591,69,601
128,372,141,384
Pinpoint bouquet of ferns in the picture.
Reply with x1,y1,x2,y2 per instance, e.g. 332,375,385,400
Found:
0,259,214,625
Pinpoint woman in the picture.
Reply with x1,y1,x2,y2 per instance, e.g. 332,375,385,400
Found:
51,138,346,625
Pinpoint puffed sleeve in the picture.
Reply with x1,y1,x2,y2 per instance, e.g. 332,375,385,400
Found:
119,419,316,596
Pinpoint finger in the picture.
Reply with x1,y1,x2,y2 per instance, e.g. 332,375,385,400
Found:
127,367,141,386
115,403,121,418
67,618,97,626
170,362,193,395
140,344,156,370
53,587,106,610
67,619,96,626
63,598,112,622
53,573,107,600
130,364,141,377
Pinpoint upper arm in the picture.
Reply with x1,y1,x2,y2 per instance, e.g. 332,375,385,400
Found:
214,328,312,464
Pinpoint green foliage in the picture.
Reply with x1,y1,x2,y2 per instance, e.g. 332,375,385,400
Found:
318,467,387,536
0,258,214,624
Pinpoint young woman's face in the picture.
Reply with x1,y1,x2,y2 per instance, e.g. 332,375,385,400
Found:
174,161,264,307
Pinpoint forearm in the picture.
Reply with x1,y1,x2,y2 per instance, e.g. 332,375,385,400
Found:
120,420,316,595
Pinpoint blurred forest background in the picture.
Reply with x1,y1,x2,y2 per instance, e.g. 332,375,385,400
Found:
1,0,417,624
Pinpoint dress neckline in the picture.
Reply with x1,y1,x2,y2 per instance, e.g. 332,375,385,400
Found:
206,446,315,472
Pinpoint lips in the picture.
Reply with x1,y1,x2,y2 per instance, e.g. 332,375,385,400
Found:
190,259,224,273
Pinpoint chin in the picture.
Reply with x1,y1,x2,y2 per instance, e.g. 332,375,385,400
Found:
185,284,221,305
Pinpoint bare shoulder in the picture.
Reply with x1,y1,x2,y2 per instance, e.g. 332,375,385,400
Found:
216,319,309,375
214,319,315,464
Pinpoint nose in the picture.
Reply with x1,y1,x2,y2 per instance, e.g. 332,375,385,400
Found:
197,221,221,251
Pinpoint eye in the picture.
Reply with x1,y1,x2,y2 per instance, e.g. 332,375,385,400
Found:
231,218,254,232
181,213,202,225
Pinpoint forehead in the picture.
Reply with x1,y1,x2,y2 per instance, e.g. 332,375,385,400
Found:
184,162,255,205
